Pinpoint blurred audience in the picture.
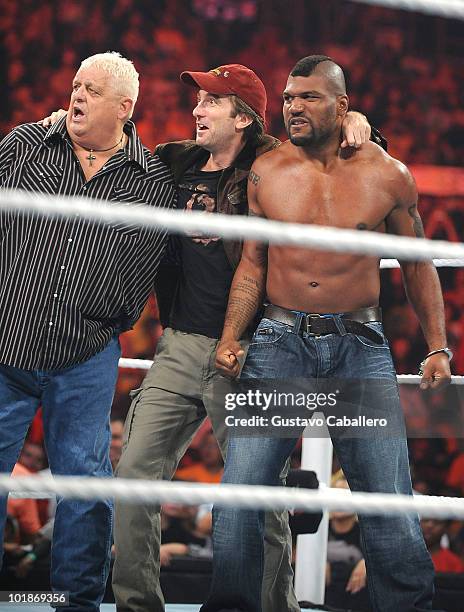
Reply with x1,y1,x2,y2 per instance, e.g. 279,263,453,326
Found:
1,463,52,590
421,518,464,573
159,502,212,567
175,431,223,484
110,418,125,471
6,463,42,544
325,471,370,611
2,0,464,163
18,441,47,473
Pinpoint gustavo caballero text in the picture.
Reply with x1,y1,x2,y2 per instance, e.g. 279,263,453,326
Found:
225,415,388,428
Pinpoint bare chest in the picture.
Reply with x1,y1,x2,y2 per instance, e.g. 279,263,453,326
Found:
260,166,394,231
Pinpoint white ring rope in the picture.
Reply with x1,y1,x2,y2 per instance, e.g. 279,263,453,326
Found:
350,0,464,20
380,259,464,268
2,189,464,262
395,374,464,384
2,475,464,519
119,358,154,370
118,358,464,383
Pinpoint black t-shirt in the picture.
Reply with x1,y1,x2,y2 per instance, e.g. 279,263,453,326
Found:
170,165,234,338
327,521,363,567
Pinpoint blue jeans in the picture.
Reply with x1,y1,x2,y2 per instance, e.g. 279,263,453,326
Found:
0,337,120,611
202,316,435,612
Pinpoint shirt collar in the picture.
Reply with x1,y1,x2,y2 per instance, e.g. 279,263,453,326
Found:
123,120,148,172
43,116,148,173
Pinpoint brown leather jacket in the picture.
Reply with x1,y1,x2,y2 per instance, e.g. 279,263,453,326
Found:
153,135,280,326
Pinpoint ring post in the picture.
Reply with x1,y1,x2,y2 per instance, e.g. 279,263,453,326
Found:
294,427,333,604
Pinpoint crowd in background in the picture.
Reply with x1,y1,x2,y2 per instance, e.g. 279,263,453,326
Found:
2,0,464,163
2,0,464,602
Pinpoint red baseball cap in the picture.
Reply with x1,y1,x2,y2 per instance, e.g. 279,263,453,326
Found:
180,64,267,123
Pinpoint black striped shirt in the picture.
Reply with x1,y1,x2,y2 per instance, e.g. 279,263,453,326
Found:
0,117,175,370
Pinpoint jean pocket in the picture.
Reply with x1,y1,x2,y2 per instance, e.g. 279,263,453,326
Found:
250,318,288,346
352,322,389,349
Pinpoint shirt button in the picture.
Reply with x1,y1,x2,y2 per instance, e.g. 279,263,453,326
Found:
60,265,65,270
82,186,87,191
49,321,53,326
68,238,73,242
53,294,58,298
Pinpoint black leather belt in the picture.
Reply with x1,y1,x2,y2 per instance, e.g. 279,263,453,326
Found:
264,304,383,345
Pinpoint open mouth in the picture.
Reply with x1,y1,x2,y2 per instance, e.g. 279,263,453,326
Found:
289,118,308,127
196,123,208,132
72,107,85,119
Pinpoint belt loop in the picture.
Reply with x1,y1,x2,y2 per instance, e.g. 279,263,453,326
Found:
333,315,347,336
293,312,304,335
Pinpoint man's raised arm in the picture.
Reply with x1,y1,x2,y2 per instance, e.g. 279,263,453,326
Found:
215,165,268,378
386,162,451,390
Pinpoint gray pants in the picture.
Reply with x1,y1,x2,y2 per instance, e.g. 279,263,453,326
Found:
112,328,299,612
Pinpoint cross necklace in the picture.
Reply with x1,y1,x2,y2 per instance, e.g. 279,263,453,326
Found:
79,133,124,166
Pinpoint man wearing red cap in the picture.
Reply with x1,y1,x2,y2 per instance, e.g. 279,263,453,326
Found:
112,64,376,612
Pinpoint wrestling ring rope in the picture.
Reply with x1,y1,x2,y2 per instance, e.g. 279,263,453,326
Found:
117,356,464,385
2,189,464,261
1,187,463,526
350,0,464,20
2,476,464,519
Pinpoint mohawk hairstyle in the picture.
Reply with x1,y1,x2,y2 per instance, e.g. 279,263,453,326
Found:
290,55,346,95
290,55,334,78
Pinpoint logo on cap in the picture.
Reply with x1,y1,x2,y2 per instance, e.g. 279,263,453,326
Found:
209,67,230,78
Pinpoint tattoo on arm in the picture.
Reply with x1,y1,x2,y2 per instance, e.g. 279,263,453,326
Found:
243,275,259,288
408,204,425,238
223,264,267,337
254,242,268,267
248,170,261,186
224,281,261,335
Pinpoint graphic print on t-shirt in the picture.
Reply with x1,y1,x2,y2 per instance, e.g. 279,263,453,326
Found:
178,179,219,245
171,165,234,339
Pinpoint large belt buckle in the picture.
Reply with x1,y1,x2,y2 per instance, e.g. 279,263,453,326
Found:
305,313,322,336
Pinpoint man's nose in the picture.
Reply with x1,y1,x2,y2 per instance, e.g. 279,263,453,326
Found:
289,99,304,113
73,85,86,101
192,102,204,118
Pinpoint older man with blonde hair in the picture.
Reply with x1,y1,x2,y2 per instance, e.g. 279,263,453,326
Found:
0,51,175,611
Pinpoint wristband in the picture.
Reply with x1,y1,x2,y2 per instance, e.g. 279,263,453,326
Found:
419,347,453,375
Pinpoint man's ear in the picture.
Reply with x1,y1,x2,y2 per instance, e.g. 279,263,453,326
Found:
118,97,134,121
235,112,253,132
337,95,349,117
